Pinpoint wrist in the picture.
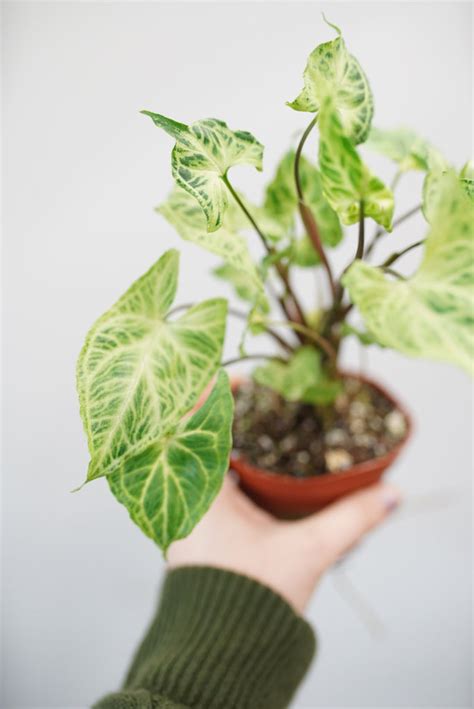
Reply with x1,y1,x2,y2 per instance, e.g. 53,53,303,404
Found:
125,566,316,708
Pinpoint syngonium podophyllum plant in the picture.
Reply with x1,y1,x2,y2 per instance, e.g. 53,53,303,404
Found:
77,19,474,552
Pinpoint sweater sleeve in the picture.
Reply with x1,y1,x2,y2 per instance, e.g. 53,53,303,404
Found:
93,566,316,709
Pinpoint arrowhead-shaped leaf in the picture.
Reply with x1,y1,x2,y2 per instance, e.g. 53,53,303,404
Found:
318,98,394,230
77,249,228,482
254,347,342,405
288,19,373,144
143,112,263,232
107,370,233,552
343,172,474,373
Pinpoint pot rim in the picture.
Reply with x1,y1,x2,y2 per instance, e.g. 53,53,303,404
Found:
230,370,413,489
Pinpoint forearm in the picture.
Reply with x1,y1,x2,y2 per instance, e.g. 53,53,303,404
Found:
94,566,316,709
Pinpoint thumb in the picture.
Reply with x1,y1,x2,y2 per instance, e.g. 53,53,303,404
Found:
294,483,401,569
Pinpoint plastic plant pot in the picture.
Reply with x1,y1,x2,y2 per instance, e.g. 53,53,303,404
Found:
230,374,412,518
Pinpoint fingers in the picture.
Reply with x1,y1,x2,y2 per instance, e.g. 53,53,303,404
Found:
294,483,402,569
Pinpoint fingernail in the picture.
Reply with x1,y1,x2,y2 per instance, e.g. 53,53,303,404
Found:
381,485,401,514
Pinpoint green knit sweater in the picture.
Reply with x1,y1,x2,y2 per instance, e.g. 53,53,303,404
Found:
94,566,316,709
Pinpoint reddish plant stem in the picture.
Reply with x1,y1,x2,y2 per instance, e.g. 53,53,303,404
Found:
223,173,308,342
355,200,365,260
294,116,337,301
323,202,365,338
273,320,338,363
328,213,422,333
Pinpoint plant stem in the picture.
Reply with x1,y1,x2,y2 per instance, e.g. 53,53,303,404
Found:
222,353,285,368
294,116,337,301
264,278,301,338
383,267,406,280
267,319,337,363
338,302,353,320
275,268,309,331
364,203,422,259
222,174,270,254
355,200,365,260
330,201,417,329
379,239,425,269
324,202,366,336
293,115,318,202
294,116,318,201
265,327,295,354
167,302,294,353
222,173,309,337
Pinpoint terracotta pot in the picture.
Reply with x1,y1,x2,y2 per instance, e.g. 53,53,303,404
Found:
230,373,412,518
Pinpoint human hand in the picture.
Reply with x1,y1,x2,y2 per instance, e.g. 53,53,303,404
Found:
168,475,401,614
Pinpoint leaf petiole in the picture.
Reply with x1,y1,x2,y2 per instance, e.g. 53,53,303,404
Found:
222,353,285,368
355,200,365,260
294,115,337,300
265,319,338,363
222,173,309,337
364,203,422,259
379,239,425,269
382,267,406,280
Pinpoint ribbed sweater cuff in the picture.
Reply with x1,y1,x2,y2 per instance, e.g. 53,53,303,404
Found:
124,566,316,709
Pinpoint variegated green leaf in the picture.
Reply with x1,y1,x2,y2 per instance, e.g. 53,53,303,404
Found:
288,19,373,144
318,99,394,230
366,127,444,173
422,169,446,223
263,150,343,253
343,172,474,373
253,207,289,242
142,111,263,232
289,236,319,267
77,249,228,482
107,370,233,552
263,151,299,233
254,347,342,405
158,186,266,304
299,156,344,247
423,161,474,223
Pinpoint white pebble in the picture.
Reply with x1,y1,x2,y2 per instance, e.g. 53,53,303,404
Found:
385,410,407,438
325,428,347,447
325,448,354,472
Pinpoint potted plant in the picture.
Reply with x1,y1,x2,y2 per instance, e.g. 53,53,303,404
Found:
76,18,473,552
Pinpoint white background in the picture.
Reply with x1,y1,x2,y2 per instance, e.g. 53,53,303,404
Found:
2,2,472,707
